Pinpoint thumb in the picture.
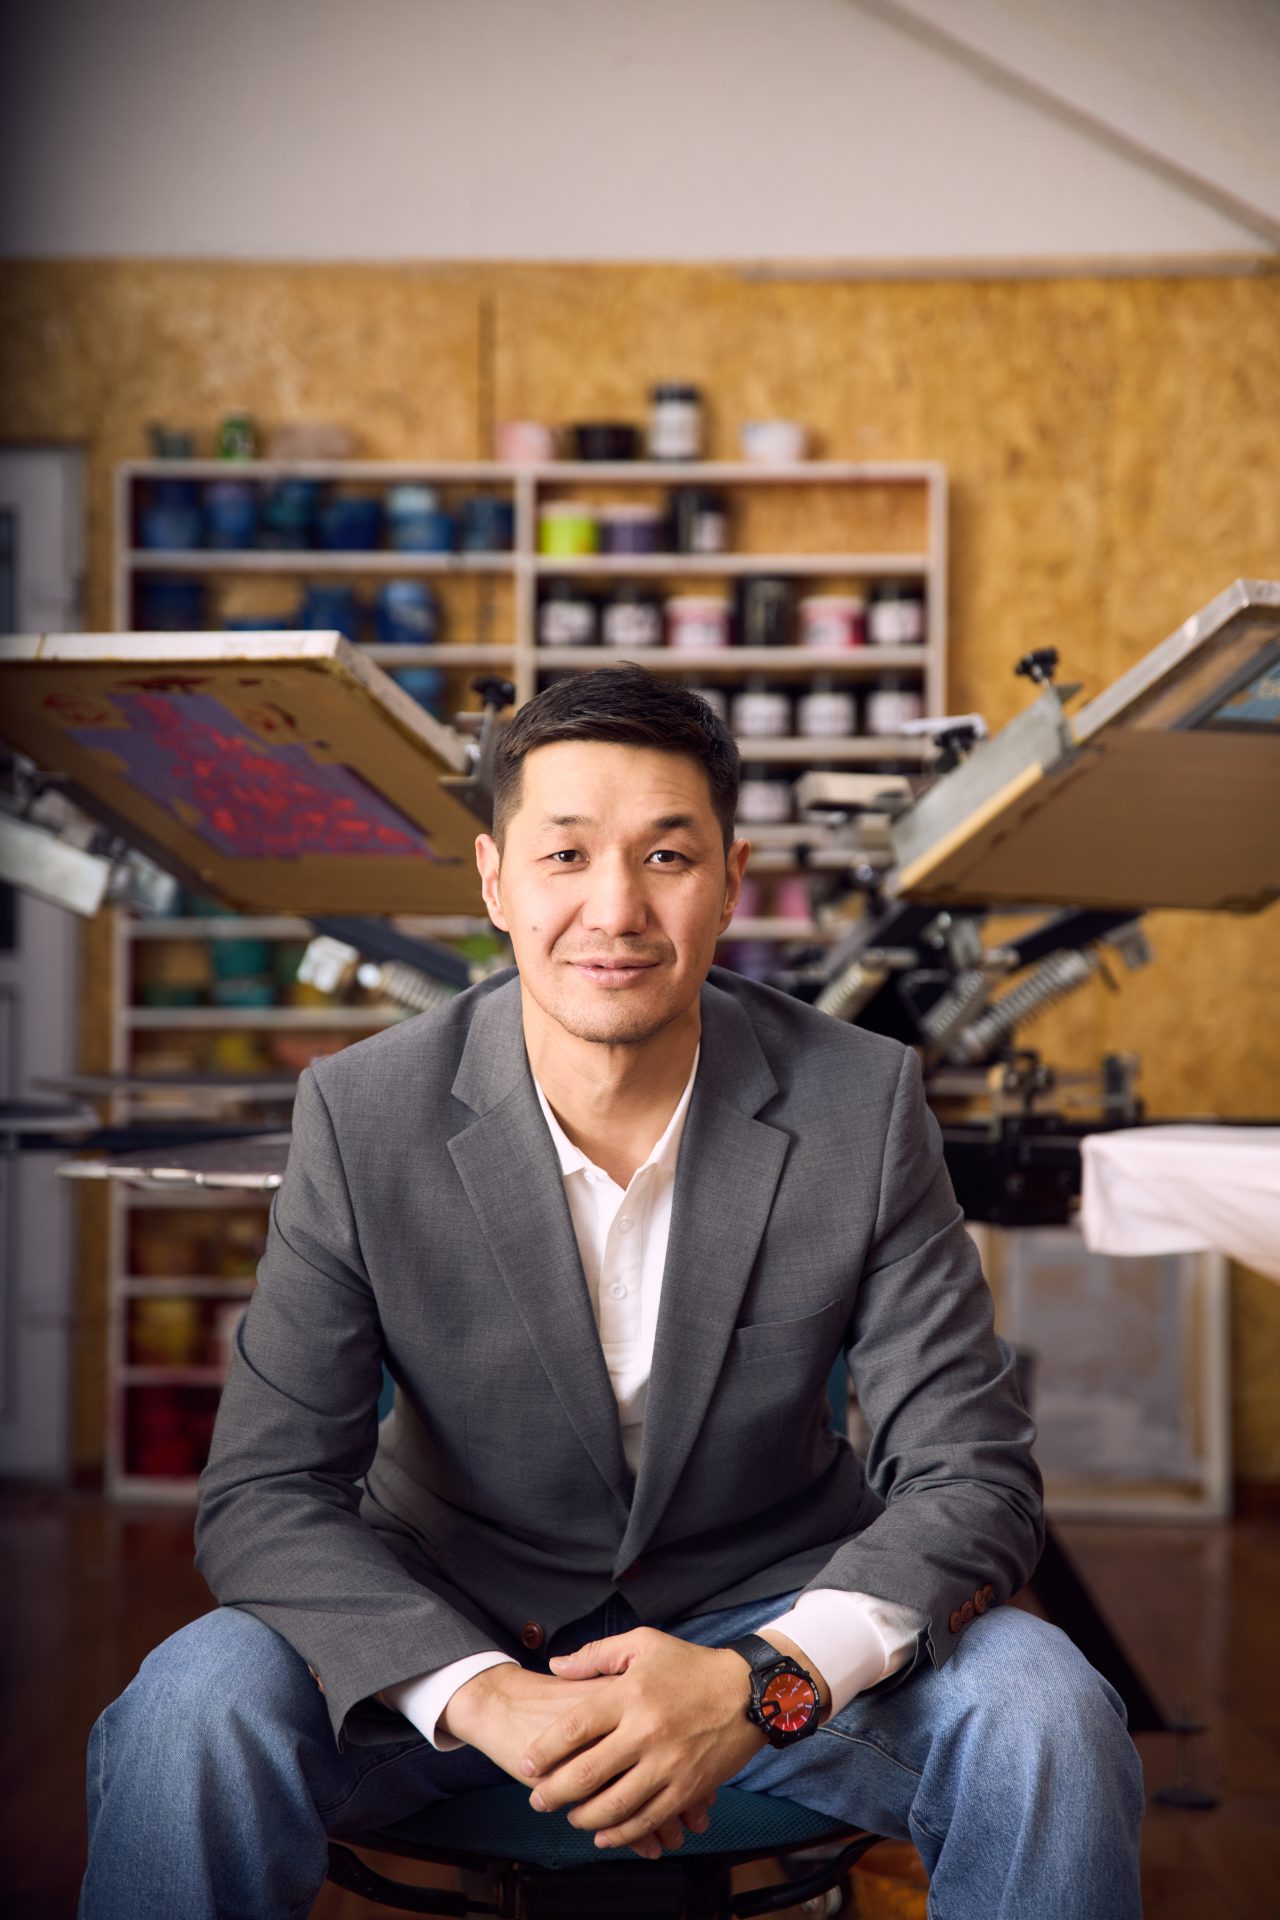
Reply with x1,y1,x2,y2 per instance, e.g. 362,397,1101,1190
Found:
548,1632,639,1678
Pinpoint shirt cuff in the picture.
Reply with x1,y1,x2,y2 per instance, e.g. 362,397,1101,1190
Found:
381,1652,519,1751
759,1588,925,1719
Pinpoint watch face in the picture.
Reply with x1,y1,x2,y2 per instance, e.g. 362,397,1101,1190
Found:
759,1668,818,1735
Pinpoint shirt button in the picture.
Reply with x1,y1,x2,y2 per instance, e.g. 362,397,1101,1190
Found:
609,1282,627,1299
618,1217,633,1233
521,1621,546,1651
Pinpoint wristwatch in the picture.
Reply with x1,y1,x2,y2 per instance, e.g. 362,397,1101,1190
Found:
725,1633,822,1748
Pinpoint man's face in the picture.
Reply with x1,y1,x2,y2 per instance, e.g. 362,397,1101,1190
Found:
476,740,748,1049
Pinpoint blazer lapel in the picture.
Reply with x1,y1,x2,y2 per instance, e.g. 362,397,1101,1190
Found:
448,983,632,1512
616,982,788,1573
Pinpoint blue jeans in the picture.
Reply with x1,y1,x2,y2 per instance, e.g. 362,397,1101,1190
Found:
81,1590,1143,1919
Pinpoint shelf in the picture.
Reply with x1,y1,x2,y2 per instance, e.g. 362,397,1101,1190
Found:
121,459,520,483
126,912,494,938
108,1474,201,1503
121,1365,226,1387
124,1006,405,1030
120,457,941,486
531,553,927,578
534,646,929,675
121,1187,272,1209
363,644,515,667
730,736,933,763
123,1277,256,1297
125,549,513,574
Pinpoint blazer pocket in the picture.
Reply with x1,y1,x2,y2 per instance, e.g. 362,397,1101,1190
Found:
732,1296,845,1361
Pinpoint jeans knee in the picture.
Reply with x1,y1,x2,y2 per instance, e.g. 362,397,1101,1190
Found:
106,1607,318,1767
947,1610,1139,1798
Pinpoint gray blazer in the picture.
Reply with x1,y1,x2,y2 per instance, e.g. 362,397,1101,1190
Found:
196,968,1043,1745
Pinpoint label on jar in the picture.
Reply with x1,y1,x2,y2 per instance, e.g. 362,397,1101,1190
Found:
798,690,855,737
649,400,702,460
540,600,595,646
737,777,792,824
668,605,730,648
866,689,924,733
690,511,728,553
731,690,791,737
603,601,663,648
868,596,926,645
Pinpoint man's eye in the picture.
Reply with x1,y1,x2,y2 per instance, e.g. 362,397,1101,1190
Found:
648,849,686,865
549,849,581,864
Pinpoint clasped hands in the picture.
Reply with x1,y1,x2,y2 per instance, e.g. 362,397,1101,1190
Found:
444,1626,787,1861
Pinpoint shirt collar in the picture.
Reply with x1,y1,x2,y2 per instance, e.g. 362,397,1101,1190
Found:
534,1046,700,1187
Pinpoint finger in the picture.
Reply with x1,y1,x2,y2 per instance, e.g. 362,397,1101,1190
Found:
522,1697,620,1785
547,1630,644,1681
681,1799,712,1836
532,1732,641,1816
594,1784,689,1855
654,1814,685,1853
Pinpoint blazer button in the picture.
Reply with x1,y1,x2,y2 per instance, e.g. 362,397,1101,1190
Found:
960,1599,976,1627
982,1584,996,1606
974,1588,989,1614
948,1609,963,1634
520,1621,546,1651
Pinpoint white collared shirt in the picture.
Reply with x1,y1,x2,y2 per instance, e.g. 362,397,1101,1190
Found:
384,1050,920,1748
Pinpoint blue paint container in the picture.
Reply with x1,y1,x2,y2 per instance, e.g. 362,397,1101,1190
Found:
300,584,361,641
392,666,446,714
138,480,202,551
203,481,259,551
259,479,320,550
375,581,442,648
136,576,207,629
317,495,383,551
460,495,515,553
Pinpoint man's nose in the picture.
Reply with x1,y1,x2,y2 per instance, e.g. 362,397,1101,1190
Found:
581,856,647,937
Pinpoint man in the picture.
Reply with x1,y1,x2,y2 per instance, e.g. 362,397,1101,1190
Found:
82,667,1143,1917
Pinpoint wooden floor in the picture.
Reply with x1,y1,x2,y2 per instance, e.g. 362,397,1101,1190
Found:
2,1488,1277,1919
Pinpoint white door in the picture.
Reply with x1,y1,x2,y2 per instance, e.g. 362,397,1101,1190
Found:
0,448,86,1480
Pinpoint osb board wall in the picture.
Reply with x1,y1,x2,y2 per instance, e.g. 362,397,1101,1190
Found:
1,259,1278,1474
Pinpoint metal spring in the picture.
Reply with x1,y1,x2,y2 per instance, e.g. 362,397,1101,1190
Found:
948,949,1096,1063
815,960,887,1022
920,968,989,1048
375,961,461,1016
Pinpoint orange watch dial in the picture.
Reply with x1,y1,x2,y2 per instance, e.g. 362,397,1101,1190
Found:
760,1669,819,1734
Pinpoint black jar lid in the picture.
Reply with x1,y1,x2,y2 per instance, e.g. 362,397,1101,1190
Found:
651,383,701,402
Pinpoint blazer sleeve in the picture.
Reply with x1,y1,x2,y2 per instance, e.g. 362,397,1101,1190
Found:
800,1044,1045,1680
194,1066,502,1746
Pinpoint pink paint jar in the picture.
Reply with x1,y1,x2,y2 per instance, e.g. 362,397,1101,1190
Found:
666,595,731,650
799,594,866,651
496,420,558,464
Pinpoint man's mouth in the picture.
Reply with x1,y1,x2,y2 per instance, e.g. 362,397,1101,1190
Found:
565,956,661,984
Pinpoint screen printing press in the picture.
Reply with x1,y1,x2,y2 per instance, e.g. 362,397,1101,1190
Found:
2,580,1278,1744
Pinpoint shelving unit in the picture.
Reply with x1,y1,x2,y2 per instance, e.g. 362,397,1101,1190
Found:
100,907,493,1500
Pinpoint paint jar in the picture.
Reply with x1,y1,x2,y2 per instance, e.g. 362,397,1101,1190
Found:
539,580,598,647
737,576,794,648
460,495,516,553
300,584,361,641
799,593,865,652
496,420,558,464
730,680,792,739
138,480,202,551
317,495,384,552
865,677,924,735
666,595,731,650
797,676,857,738
259,478,320,549
685,683,729,724
737,765,792,824
598,504,663,555
740,420,808,465
867,581,926,647
648,384,704,461
218,411,258,460
375,580,442,648
732,876,763,921
131,1297,202,1366
203,481,259,551
773,873,813,921
669,486,729,555
136,576,206,629
538,502,599,557
602,584,664,649
392,666,446,714
570,423,640,462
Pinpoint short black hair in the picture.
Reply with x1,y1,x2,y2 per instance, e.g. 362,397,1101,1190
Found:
492,665,740,850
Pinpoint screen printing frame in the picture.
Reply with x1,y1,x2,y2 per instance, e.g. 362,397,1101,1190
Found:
0,630,486,916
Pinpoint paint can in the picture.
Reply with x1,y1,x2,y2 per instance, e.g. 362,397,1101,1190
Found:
667,595,731,650
648,384,704,461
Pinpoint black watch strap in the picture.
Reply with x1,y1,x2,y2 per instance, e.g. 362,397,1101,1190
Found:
726,1632,792,1674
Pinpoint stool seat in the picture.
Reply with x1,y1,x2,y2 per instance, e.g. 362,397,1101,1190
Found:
347,1781,854,1872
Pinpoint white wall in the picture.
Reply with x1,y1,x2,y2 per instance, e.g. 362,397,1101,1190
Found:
1,0,1276,262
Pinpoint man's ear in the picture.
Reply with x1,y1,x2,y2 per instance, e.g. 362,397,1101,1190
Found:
475,833,509,932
